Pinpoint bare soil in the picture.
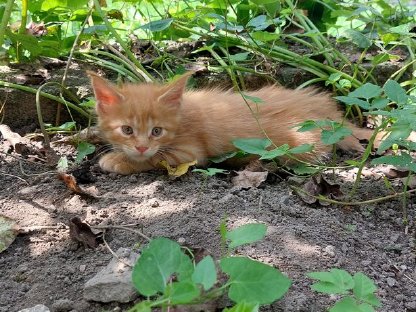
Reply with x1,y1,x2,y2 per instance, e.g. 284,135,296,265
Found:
0,136,415,312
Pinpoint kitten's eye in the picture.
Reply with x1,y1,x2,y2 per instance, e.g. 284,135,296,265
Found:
121,125,133,135
151,127,163,137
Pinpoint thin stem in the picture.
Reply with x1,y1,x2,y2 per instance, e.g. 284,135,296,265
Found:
92,0,154,82
0,0,15,48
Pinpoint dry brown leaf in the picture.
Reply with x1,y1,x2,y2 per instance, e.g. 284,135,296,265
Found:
58,173,99,198
296,174,343,206
0,215,20,253
232,170,268,189
69,217,98,249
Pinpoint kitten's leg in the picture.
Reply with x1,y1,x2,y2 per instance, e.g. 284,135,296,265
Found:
99,152,154,174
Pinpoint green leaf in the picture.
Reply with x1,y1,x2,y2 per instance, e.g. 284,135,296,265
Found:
246,15,271,30
191,256,217,291
352,272,377,300
221,257,291,304
345,29,372,49
390,23,412,35
132,238,193,296
241,93,264,104
329,297,361,312
250,31,279,42
371,153,413,168
41,0,67,10
326,73,342,85
290,163,319,175
339,79,352,89
289,143,314,154
308,269,354,294
130,301,152,312
223,302,260,312
370,98,389,109
226,223,267,249
165,281,200,304
335,96,370,109
259,144,290,160
193,168,229,176
76,141,96,163
371,53,390,65
230,52,250,61
360,293,382,308
384,80,408,104
296,120,320,132
140,18,173,32
349,83,383,100
232,138,271,155
321,127,352,145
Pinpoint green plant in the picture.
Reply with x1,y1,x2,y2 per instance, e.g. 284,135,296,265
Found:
308,269,381,312
130,223,291,311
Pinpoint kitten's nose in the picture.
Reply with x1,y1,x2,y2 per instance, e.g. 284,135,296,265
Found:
136,146,149,154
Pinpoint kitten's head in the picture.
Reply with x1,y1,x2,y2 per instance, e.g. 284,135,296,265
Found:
89,72,191,162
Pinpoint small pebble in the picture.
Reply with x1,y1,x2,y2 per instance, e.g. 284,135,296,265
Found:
405,301,416,309
324,245,336,257
79,265,86,272
177,237,186,244
51,299,73,312
386,277,396,287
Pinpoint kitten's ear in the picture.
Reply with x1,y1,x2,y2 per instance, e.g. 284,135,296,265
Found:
158,72,193,106
88,71,123,112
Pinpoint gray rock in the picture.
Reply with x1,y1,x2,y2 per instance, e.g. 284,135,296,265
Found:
18,305,50,312
83,248,139,303
51,299,73,312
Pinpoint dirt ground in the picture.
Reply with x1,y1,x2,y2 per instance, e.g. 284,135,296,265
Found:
0,137,415,311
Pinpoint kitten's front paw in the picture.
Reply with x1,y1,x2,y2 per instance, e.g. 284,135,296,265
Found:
99,152,144,175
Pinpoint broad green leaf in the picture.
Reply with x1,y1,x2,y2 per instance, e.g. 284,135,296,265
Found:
140,18,173,32
191,256,217,290
130,301,152,312
329,297,361,312
250,31,279,42
220,257,291,304
326,73,342,85
371,153,413,168
223,302,260,312
132,238,193,296
370,98,389,109
390,23,412,35
360,293,382,308
345,29,372,49
290,164,319,175
76,141,96,163
384,80,408,104
296,120,320,132
259,144,289,160
357,303,376,312
308,269,354,294
241,93,264,104
321,127,352,145
165,281,200,304
335,96,370,109
232,138,271,155
230,52,250,61
352,272,377,300
41,0,66,10
289,143,314,154
246,15,271,30
226,223,267,249
0,215,18,253
349,83,383,99
193,168,229,176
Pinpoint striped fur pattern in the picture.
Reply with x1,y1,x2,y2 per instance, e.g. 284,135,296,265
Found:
89,72,368,174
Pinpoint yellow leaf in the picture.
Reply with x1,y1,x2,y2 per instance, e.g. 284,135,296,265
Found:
159,160,197,177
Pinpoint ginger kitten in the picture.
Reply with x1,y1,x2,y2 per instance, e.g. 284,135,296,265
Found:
89,72,367,175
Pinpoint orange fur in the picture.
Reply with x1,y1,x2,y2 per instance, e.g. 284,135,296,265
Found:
89,72,367,174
